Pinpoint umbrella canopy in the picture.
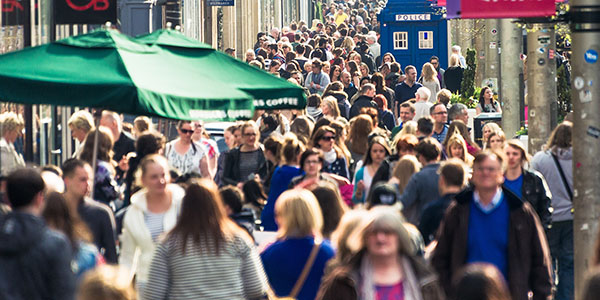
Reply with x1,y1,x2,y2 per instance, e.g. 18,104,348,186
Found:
0,29,255,121
136,29,307,110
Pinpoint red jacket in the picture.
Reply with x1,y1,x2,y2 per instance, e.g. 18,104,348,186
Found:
431,187,552,300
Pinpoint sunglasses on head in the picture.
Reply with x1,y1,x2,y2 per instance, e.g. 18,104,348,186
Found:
180,129,194,134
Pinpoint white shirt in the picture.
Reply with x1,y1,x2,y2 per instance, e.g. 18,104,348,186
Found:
473,188,504,213
413,101,433,121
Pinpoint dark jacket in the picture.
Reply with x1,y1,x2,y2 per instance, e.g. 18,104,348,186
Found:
349,95,378,119
431,187,553,300
222,147,268,186
317,251,445,300
78,197,118,264
385,72,401,89
113,131,135,164
0,212,75,300
328,91,351,119
518,169,553,230
443,66,464,94
370,155,399,189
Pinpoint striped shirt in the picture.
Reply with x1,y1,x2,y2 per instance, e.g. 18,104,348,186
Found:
144,232,268,300
144,211,165,242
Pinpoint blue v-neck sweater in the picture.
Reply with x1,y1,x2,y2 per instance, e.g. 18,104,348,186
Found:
466,196,510,279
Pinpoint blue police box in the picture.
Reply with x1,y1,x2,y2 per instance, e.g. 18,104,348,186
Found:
379,0,449,73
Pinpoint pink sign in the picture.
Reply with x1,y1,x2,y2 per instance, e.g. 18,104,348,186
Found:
447,0,556,19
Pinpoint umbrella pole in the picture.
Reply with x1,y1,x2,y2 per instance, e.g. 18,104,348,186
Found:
90,109,103,199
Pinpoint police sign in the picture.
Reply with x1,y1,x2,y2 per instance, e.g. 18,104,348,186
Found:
395,14,431,21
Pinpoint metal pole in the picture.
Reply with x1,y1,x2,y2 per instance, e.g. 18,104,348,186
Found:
484,19,500,91
526,22,556,154
23,0,33,163
570,1,600,298
500,19,523,138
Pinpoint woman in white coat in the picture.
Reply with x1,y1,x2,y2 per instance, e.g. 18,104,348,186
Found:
119,154,185,296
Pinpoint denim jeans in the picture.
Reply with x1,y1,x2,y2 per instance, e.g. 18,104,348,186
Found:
548,220,574,300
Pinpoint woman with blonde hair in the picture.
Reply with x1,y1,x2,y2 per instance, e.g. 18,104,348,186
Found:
133,116,152,138
394,120,418,140
67,110,94,158
143,179,267,299
446,133,474,167
420,62,441,101
0,111,25,175
389,154,421,194
317,208,444,300
444,120,480,155
321,96,341,119
482,122,502,148
120,154,185,295
444,54,464,94
77,265,137,300
261,189,335,300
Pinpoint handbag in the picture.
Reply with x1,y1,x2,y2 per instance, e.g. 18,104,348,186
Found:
267,239,322,300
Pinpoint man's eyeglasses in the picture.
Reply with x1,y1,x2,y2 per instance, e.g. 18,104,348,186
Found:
321,136,336,141
180,129,194,134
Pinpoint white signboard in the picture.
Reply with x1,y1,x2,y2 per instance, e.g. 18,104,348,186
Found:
395,14,431,21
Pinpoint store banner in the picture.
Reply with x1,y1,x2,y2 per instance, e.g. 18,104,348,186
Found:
446,0,556,19
1,0,30,26
54,0,117,24
207,0,234,6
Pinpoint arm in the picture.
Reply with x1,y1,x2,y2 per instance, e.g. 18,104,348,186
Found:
240,239,269,299
475,106,482,115
399,174,419,210
430,203,459,296
100,208,118,264
200,156,212,179
143,243,171,300
118,215,137,269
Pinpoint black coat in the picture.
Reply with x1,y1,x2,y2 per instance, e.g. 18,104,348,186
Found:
444,66,464,94
222,147,268,186
518,169,553,230
0,212,75,300
349,95,378,119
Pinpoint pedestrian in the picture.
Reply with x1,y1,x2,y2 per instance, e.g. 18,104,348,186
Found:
132,116,152,139
443,120,480,155
311,125,350,179
347,114,374,163
144,179,268,299
482,122,502,148
261,135,283,192
372,94,396,131
349,83,378,119
77,265,137,300
445,132,474,167
352,136,390,205
418,159,467,245
391,101,416,138
485,130,506,151
388,154,421,195
371,133,419,188
289,148,338,188
476,86,502,114
444,54,464,95
62,159,118,264
123,131,166,206
322,82,351,119
43,191,104,279
452,263,511,300
219,185,256,238
222,121,268,186
67,110,94,158
215,124,241,186
399,137,442,224
321,96,342,119
119,154,185,295
79,127,121,209
430,102,449,144
413,87,433,121
430,55,446,88
306,94,324,121
100,111,135,173
432,150,552,300
262,135,305,231
0,168,75,300
530,121,574,300
420,62,441,101
164,121,210,178
317,207,445,300
394,65,423,110
290,115,315,145
0,111,25,176
504,139,553,230
261,189,336,300
305,59,331,95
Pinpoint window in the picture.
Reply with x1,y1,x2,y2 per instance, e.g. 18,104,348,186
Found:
393,32,408,50
419,31,434,49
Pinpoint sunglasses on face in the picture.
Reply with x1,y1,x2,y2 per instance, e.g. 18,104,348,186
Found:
321,135,336,141
180,129,194,134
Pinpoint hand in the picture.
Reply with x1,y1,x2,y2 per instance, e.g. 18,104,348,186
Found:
315,84,321,90
118,155,129,172
357,180,365,192
311,81,315,87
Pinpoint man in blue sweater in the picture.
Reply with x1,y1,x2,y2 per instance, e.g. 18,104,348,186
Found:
431,150,552,300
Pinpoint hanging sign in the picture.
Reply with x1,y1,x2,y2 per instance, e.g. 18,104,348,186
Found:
208,0,234,6
395,14,431,21
54,0,117,24
446,0,556,19
1,0,30,26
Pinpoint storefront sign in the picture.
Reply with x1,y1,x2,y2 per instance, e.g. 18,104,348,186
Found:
55,0,117,24
395,14,431,21
208,0,234,6
446,0,556,19
1,0,30,26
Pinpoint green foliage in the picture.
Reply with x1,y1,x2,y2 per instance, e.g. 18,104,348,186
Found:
515,126,528,136
557,64,571,121
460,48,477,107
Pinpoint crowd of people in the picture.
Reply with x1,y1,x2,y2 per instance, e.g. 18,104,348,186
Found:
0,1,590,300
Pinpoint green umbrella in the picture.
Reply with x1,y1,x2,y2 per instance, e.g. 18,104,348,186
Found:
0,29,255,121
136,29,307,110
